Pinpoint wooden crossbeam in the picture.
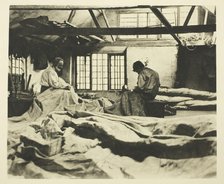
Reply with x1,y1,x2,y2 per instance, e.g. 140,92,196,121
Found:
64,21,93,42
10,24,216,36
88,9,101,28
10,5,190,10
149,6,182,45
183,6,195,26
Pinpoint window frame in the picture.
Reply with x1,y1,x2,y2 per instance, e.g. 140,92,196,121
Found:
75,54,92,90
74,51,127,91
108,53,127,90
118,7,199,41
8,55,27,92
91,53,109,91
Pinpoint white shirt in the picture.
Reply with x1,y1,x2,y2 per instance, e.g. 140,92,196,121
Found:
40,66,68,89
137,67,160,98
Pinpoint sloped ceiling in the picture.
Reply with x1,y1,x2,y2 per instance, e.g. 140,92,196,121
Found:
10,9,100,29
9,5,216,48
9,9,103,57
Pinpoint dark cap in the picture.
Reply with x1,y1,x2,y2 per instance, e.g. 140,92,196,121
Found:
133,60,144,71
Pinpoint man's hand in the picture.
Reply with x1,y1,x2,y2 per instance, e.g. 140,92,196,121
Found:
64,85,71,90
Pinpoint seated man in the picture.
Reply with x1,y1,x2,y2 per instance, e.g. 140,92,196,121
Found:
133,60,160,100
40,57,70,93
121,60,160,116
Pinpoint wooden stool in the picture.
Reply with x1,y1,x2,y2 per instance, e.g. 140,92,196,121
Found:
144,99,166,118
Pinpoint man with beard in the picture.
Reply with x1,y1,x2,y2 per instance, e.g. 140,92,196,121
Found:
40,57,71,93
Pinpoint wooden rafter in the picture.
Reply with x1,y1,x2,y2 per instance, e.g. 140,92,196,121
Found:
100,9,115,41
183,6,195,26
88,9,100,28
64,21,92,42
67,10,76,23
10,5,189,10
65,21,104,42
149,6,182,45
10,24,216,36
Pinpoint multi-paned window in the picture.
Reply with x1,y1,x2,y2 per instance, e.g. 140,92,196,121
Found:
109,54,125,90
8,55,26,92
8,55,25,75
119,12,159,39
76,55,91,89
92,54,108,90
119,7,199,40
75,52,126,91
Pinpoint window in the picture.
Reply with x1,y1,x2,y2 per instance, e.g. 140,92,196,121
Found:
109,54,125,90
76,55,91,90
119,12,159,39
92,54,108,90
8,55,25,75
119,7,199,40
75,52,126,91
8,55,26,92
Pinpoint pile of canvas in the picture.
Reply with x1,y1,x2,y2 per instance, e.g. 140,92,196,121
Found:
156,88,216,110
8,111,216,178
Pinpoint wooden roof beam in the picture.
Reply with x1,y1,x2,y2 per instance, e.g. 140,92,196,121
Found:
88,9,100,28
10,5,192,11
149,6,182,45
99,9,115,42
10,24,216,36
88,35,105,42
183,6,195,26
67,10,76,23
64,21,95,42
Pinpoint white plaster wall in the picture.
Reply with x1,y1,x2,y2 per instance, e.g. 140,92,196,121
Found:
21,47,178,93
126,46,178,89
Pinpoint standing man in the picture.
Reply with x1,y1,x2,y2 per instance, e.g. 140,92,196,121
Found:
40,57,71,93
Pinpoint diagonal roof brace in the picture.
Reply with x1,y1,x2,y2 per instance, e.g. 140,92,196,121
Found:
99,9,115,42
183,6,195,26
88,9,100,28
67,10,76,23
149,6,183,45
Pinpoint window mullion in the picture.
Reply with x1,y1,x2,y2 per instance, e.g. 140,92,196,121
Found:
84,57,86,89
108,55,111,90
90,55,92,90
96,54,98,90
137,13,139,38
102,54,103,90
119,55,121,89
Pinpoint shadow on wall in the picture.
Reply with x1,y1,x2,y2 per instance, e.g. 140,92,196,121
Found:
175,45,216,92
